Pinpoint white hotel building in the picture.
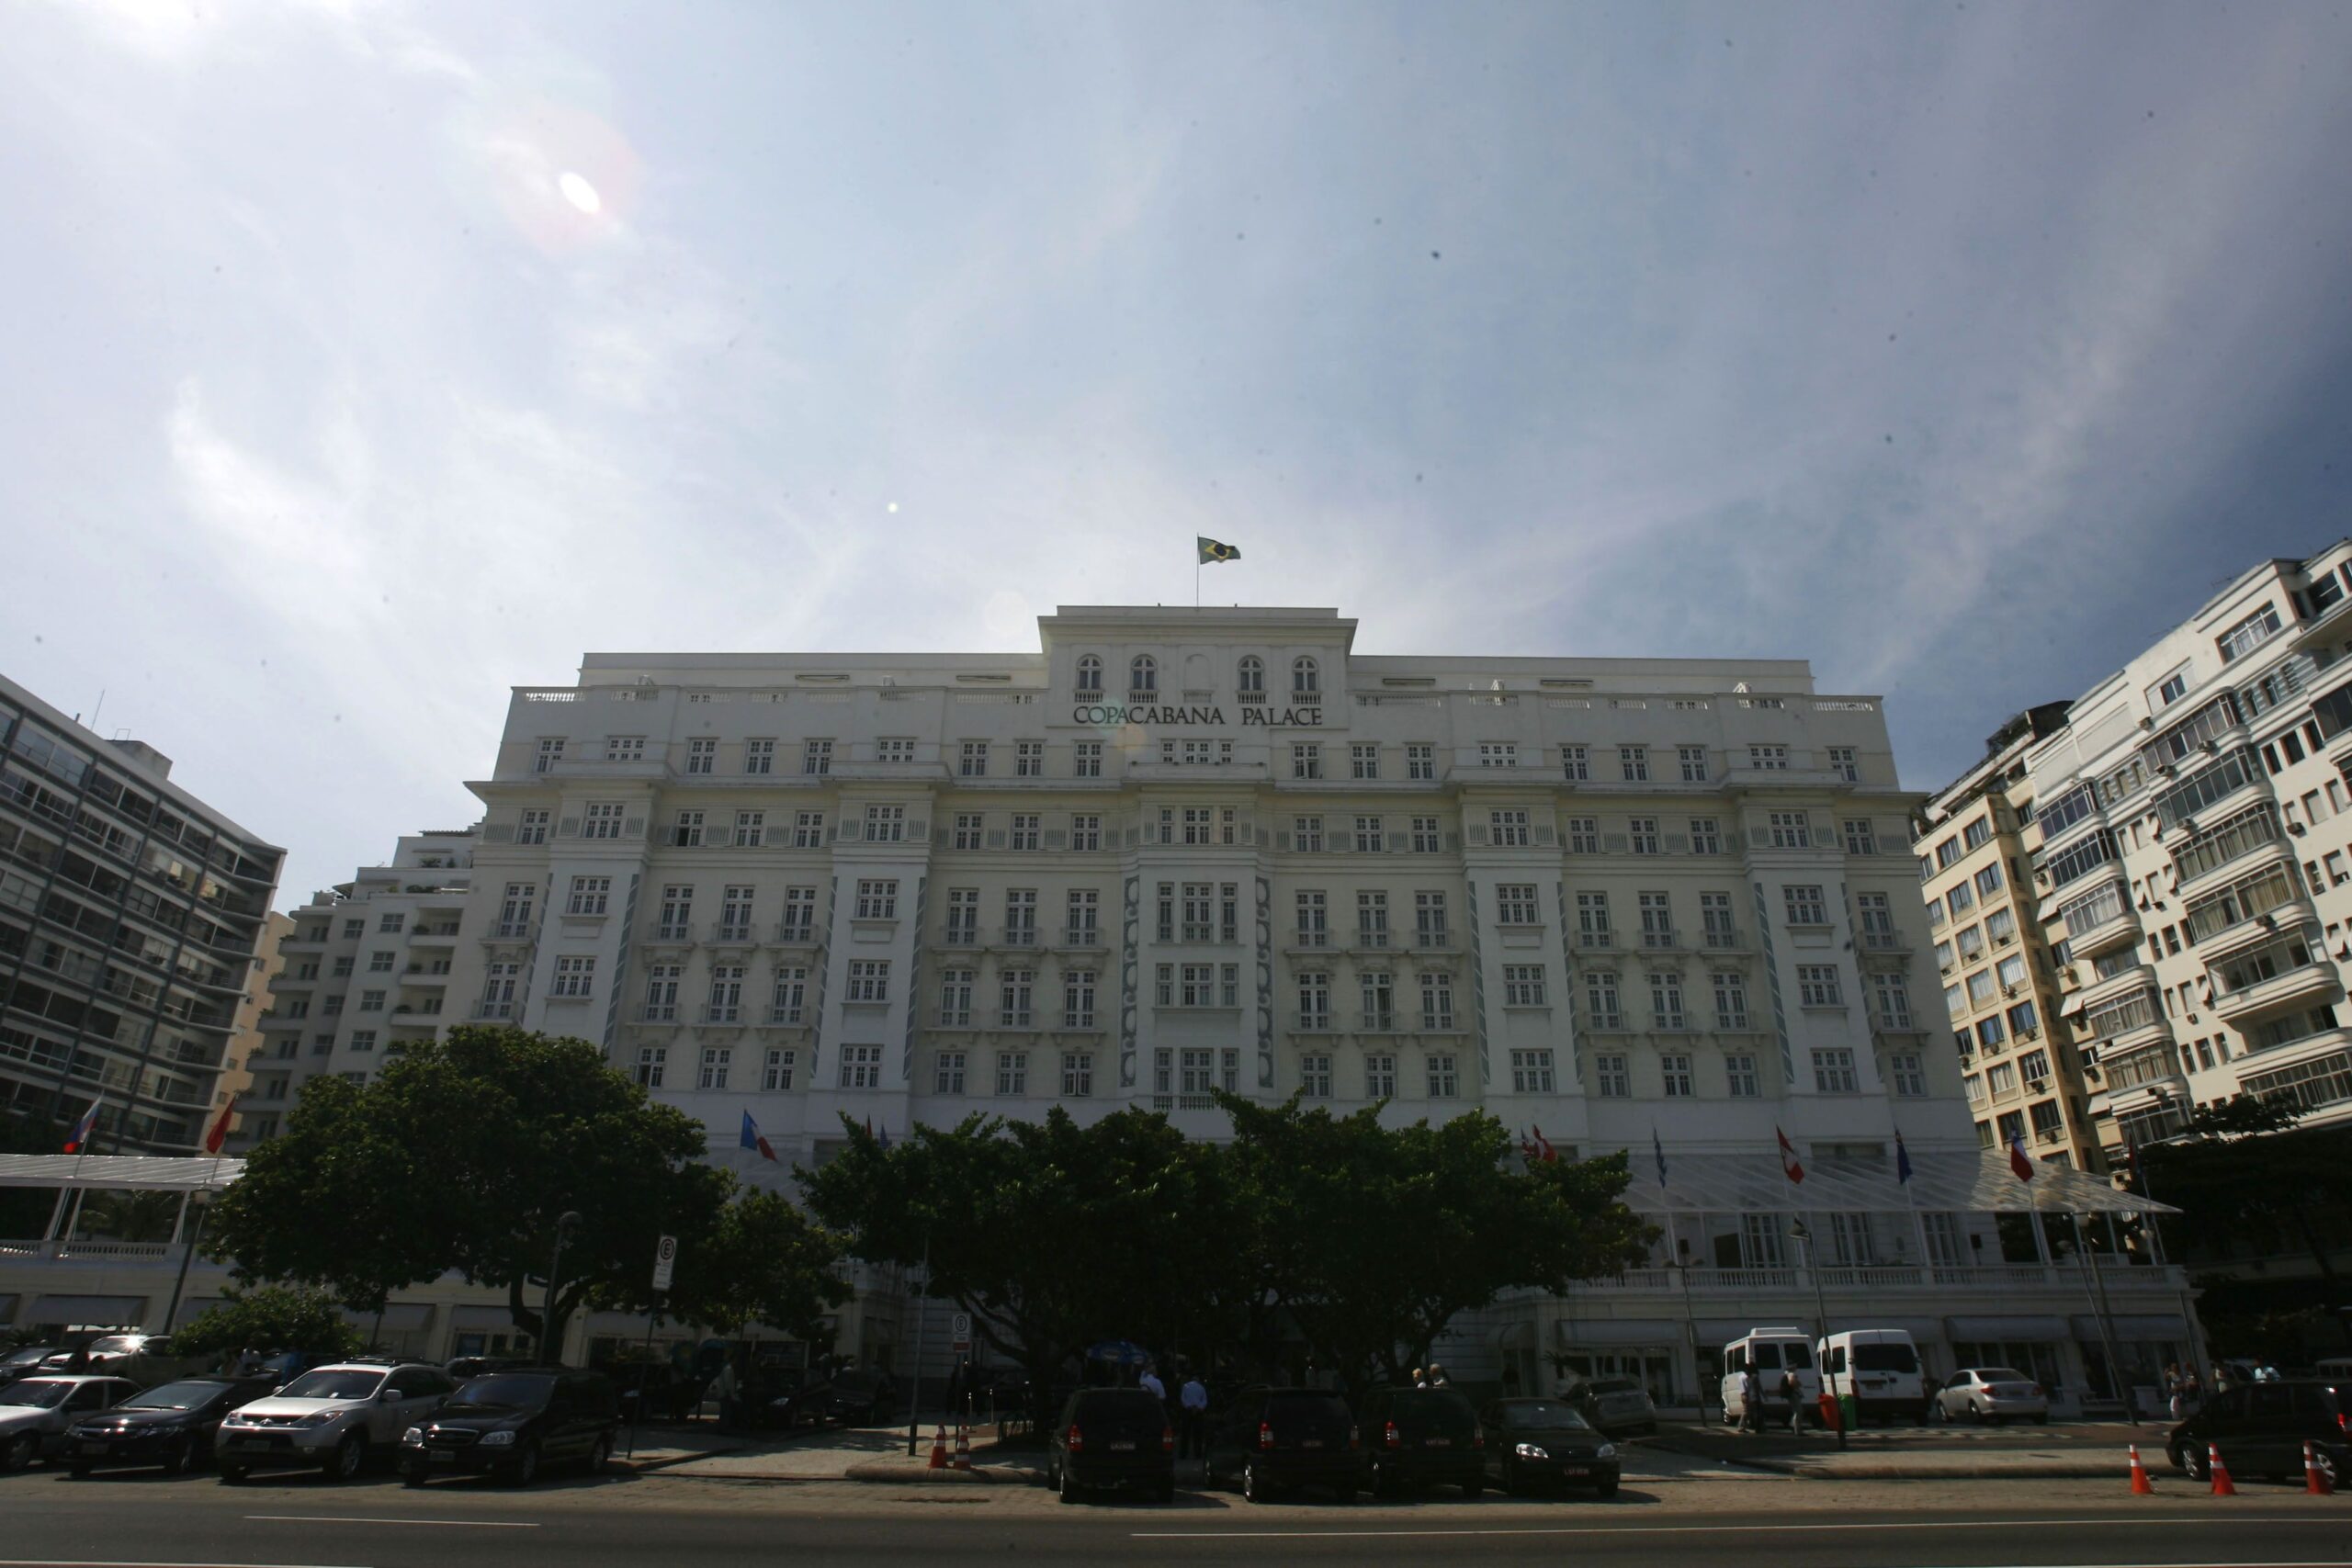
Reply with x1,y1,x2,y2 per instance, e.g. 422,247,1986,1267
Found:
428,606,2188,1406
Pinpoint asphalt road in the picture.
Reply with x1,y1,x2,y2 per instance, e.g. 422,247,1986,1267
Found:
0,1466,2345,1568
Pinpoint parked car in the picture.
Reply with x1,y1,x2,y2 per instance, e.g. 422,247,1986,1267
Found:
400,1369,619,1487
1478,1397,1621,1497
1562,1375,1660,1438
0,1347,61,1390
1819,1330,1927,1425
1930,1367,2049,1425
1044,1386,1175,1504
2168,1380,2346,1487
1359,1385,1484,1497
213,1361,457,1482
0,1377,139,1470
444,1356,534,1382
602,1361,704,1423
1204,1386,1362,1503
44,1333,211,1388
770,1367,897,1427
65,1377,276,1477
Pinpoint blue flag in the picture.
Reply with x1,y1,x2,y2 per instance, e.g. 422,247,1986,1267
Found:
1652,1127,1668,1190
740,1111,776,1162
1895,1129,1914,1185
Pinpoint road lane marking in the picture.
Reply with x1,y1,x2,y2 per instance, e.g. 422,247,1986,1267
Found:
244,1516,539,1529
1134,1517,2350,1540
0,1560,372,1568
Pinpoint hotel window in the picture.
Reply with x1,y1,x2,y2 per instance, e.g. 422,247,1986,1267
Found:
1768,811,1810,848
1407,743,1436,780
1074,741,1102,777
1496,884,1540,925
1478,742,1517,768
1065,888,1100,945
734,809,764,847
763,1049,797,1091
698,1047,731,1090
635,1046,666,1089
780,886,817,941
1857,891,1896,948
1629,816,1661,854
876,738,915,763
1661,1053,1695,1097
1490,808,1531,847
1293,656,1320,695
1426,1052,1459,1098
656,886,693,941
1566,816,1599,853
845,960,889,1003
334,956,354,977
1620,745,1649,782
1010,814,1041,851
999,970,1034,1028
349,1030,378,1054
1297,972,1330,1028
1873,974,1914,1030
1236,655,1263,695
1749,745,1789,770
854,879,898,921
1075,654,1103,697
1842,818,1877,856
685,738,716,774
605,735,645,761
1300,1053,1332,1099
1690,816,1723,855
864,804,907,843
1502,965,1545,1006
548,959,594,999
1068,813,1102,852
958,740,989,778
840,1044,882,1089
1063,970,1096,1028
1639,891,1674,947
1594,1053,1630,1098
368,950,395,972
673,809,705,847
1061,1051,1093,1097
1811,1047,1860,1093
771,968,807,1024
1797,965,1843,1007
1725,1052,1759,1097
946,813,981,851
1414,890,1448,946
1362,970,1395,1027
744,739,775,774
1828,747,1859,783
567,875,610,916
1005,888,1039,944
1890,1052,1928,1097
1345,814,1379,853
517,809,549,845
1678,745,1709,783
1364,1053,1397,1099
1014,740,1043,778
1783,885,1828,927
1351,743,1380,780
535,737,566,773
943,888,979,945
1700,891,1736,946
939,970,973,1027
1712,971,1749,1029
714,886,754,939
1560,744,1589,781
1130,655,1157,694
1419,972,1453,1027
582,802,625,840
803,739,832,775
1577,890,1612,946
1295,889,1329,945
791,811,824,848
1586,970,1623,1029
931,1048,968,1096
1410,816,1442,853
1292,743,1323,780
1650,971,1687,1030
1295,816,1326,852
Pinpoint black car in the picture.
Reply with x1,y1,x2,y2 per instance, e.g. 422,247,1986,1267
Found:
603,1361,704,1423
400,1369,620,1487
0,1348,60,1390
2167,1380,2346,1488
1046,1387,1175,1504
1359,1386,1484,1497
771,1367,897,1427
65,1378,275,1477
1478,1397,1622,1497
444,1357,533,1382
1204,1386,1362,1503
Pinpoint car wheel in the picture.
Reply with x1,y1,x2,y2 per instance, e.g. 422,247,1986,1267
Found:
587,1434,613,1474
1596,1480,1619,1499
1242,1461,1273,1504
68,1463,93,1480
1369,1458,1394,1498
1461,1477,1483,1500
328,1434,366,1483
1057,1462,1079,1505
1,1433,35,1472
1962,1402,1982,1424
217,1462,249,1484
162,1438,198,1477
2177,1445,2208,1482
505,1442,541,1488
2312,1449,2339,1489
401,1466,427,1488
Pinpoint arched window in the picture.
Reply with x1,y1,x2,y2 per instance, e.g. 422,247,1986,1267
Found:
1130,655,1157,694
1238,656,1264,694
1075,655,1102,697
1293,656,1319,695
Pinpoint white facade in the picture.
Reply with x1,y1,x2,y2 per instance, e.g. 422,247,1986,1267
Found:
2024,543,2352,1156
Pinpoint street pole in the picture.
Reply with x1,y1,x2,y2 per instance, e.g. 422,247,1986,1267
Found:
160,1197,209,1337
1791,1220,1845,1450
543,1211,582,1365
1674,1254,1707,1425
627,1293,662,1461
905,1232,931,1458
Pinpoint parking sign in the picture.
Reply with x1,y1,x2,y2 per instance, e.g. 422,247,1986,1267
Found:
950,1311,972,1353
652,1234,677,1292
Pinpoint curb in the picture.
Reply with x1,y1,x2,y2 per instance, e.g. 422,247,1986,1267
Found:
1780,1461,2127,1480
842,1461,1039,1485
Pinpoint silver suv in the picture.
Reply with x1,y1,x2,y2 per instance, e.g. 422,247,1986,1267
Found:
215,1361,455,1482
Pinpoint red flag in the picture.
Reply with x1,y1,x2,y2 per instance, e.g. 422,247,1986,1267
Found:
1531,1124,1559,1164
203,1097,237,1155
62,1096,101,1155
2008,1134,2035,1182
1776,1126,1805,1185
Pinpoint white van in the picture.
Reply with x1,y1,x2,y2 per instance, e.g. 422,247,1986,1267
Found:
1818,1329,1926,1424
1720,1327,1821,1426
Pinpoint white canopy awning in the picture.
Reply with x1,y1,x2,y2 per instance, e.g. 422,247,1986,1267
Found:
1623,1148,2170,1215
0,1155,244,1192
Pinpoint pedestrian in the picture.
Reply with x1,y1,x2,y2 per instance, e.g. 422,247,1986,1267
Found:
1779,1367,1803,1434
1427,1363,1451,1388
1140,1361,1166,1402
2162,1363,2182,1420
1180,1371,1208,1461
715,1355,743,1433
1737,1363,1760,1434
1411,1366,1428,1389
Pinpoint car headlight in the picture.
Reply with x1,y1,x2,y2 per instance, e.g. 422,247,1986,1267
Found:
1596,1443,1618,1460
481,1429,516,1447
401,1427,424,1446
1513,1442,1549,1460
296,1411,341,1427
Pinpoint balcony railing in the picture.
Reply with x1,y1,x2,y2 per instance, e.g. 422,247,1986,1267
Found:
1001,927,1040,947
774,922,818,944
1061,929,1102,948
710,924,755,945
766,1006,805,1026
639,1004,678,1024
703,1005,741,1025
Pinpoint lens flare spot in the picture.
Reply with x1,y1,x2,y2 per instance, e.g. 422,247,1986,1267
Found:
558,171,603,214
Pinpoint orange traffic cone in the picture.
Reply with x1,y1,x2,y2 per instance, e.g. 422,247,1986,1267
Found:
928,1426,947,1470
953,1424,971,1471
2208,1443,2236,1497
2306,1440,2335,1496
2128,1444,2154,1495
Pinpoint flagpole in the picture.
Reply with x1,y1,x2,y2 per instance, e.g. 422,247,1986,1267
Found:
46,1094,104,1256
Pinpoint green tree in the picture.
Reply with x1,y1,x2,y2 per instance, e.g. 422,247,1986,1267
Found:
206,1026,839,1350
0,1106,67,1239
76,1190,185,1243
667,1189,851,1341
172,1285,362,1361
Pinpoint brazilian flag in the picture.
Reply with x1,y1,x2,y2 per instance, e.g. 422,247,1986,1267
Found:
1197,536,1241,564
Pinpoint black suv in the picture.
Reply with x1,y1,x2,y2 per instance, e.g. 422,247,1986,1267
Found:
1360,1386,1484,1497
1046,1387,1175,1504
399,1369,619,1487
66,1377,275,1477
1205,1386,1361,1503
2168,1380,2346,1487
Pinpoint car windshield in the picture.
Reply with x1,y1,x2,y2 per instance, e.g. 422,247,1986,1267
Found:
123,1381,225,1411
1500,1401,1591,1429
1973,1368,2029,1383
454,1373,555,1408
0,1381,74,1408
278,1370,384,1402
1,1348,51,1366
86,1337,142,1355
1854,1345,1918,1373
1587,1379,1641,1395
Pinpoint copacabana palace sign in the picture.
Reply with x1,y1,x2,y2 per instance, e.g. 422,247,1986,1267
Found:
1071,702,1324,727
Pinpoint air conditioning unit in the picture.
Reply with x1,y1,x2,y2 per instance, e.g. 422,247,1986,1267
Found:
2003,984,2018,998
2019,1026,2040,1040
2027,1077,2049,1092
2139,716,2154,730
2290,822,2307,836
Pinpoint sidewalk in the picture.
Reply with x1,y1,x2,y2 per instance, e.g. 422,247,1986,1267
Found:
1643,1418,2178,1480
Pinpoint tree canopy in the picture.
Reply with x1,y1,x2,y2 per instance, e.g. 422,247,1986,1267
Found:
206,1026,846,1348
172,1284,361,1361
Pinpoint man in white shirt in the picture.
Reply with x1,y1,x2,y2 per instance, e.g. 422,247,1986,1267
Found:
1139,1363,1165,1401
1179,1373,1208,1460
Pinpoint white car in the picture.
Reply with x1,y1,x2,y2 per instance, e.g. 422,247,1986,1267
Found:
213,1362,456,1482
1932,1367,2050,1425
0,1377,139,1470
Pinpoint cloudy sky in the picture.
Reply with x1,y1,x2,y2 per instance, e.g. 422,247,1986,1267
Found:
6,0,2351,903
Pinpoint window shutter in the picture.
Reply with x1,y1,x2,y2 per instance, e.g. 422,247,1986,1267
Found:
907,819,927,840
1666,833,1690,854
482,823,514,844
1467,825,1489,846
1125,828,1140,847
1045,829,1067,850
1276,832,1293,852
707,829,733,849
1387,832,1408,852
934,829,950,847
1747,827,1770,848
624,816,645,839
558,817,581,839
1602,832,1628,853
1256,829,1272,848
986,830,1007,849
1532,824,1556,847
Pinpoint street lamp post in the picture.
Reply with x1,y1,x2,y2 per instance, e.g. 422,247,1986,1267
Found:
1789,1219,1847,1451
543,1211,582,1364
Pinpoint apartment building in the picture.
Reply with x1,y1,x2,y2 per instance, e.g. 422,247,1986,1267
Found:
1917,704,2106,1169
209,910,294,1137
2024,544,2352,1162
240,831,474,1145
414,606,2190,1407
0,673,285,1153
